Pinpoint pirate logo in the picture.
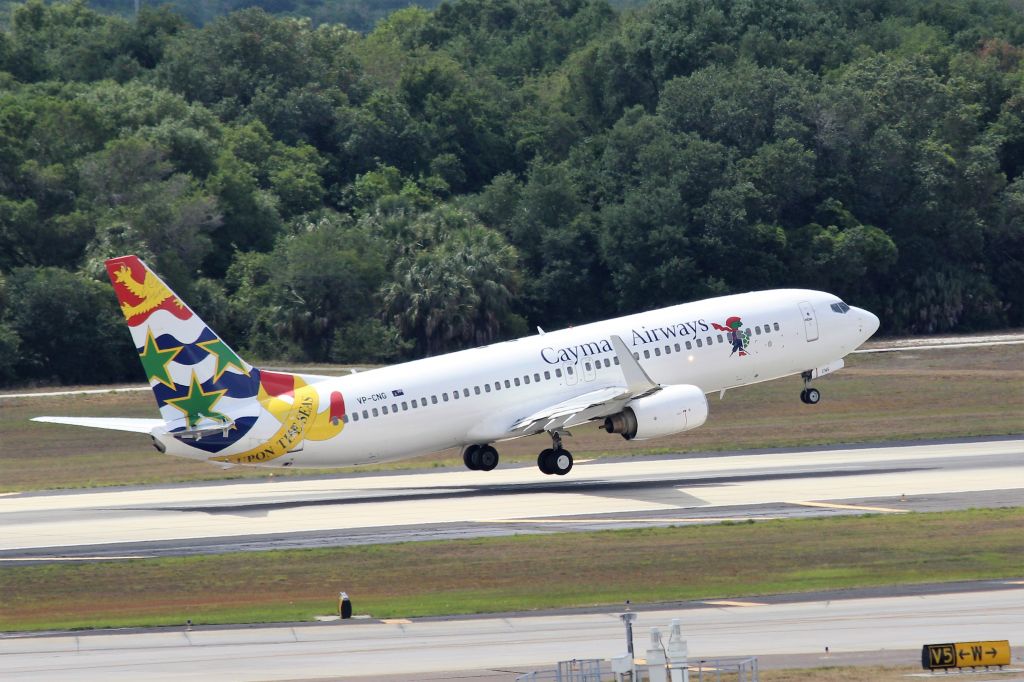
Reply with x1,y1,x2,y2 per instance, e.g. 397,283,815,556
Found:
712,316,749,356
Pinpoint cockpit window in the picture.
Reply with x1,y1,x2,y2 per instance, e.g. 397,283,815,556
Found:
830,301,851,313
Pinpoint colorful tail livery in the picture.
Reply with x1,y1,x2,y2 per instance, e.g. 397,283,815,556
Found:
35,256,347,466
35,255,879,474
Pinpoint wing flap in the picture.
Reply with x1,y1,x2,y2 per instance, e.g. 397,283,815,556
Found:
511,386,629,433
31,416,163,434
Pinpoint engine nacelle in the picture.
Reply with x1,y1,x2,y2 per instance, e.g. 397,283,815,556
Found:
602,384,709,440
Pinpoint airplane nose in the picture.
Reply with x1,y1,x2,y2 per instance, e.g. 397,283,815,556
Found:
857,308,880,337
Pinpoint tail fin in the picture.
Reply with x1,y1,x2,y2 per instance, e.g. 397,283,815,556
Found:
105,255,261,447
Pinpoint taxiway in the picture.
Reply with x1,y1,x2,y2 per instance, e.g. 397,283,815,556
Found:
1,582,1021,680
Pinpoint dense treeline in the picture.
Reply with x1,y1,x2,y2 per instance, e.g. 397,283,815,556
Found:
0,0,1022,386
0,0,449,33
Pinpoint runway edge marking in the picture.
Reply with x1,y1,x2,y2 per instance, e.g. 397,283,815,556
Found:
789,501,908,513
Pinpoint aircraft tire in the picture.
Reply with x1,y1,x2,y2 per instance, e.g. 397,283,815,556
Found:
799,389,808,404
805,388,821,404
478,445,499,471
537,448,555,474
463,444,480,470
552,450,573,476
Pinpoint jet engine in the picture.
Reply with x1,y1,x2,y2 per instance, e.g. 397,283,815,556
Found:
602,384,708,440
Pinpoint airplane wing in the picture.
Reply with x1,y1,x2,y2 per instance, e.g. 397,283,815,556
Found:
510,385,631,434
31,416,163,434
506,334,662,435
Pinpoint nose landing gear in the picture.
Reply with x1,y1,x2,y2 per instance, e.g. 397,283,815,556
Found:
800,370,821,404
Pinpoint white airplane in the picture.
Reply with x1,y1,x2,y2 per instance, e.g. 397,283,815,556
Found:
34,255,879,475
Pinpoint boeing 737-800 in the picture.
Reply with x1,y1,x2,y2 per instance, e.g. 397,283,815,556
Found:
34,255,880,475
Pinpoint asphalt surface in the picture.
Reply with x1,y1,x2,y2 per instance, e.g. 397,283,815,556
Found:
1,436,1021,563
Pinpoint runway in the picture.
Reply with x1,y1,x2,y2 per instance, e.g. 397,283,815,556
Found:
1,437,1021,562
1,582,1022,680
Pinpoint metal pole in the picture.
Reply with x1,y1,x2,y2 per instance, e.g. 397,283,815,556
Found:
620,611,637,658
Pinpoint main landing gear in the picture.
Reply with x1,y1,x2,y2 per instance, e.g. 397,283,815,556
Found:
537,431,573,476
800,370,821,405
462,443,499,471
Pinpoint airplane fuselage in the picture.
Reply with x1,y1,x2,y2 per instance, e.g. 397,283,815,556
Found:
154,288,876,468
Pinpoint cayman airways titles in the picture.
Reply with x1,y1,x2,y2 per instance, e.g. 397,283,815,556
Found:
541,318,711,365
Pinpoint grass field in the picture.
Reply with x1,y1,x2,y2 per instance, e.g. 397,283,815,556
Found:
1,343,1021,492
1,507,1020,631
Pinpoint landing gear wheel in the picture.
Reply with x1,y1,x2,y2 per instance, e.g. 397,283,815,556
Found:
537,448,555,474
478,445,499,471
800,371,820,405
462,444,480,470
552,450,573,476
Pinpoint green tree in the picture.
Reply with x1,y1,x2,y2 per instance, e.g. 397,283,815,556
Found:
78,137,221,291
226,213,389,360
4,266,136,384
382,206,522,355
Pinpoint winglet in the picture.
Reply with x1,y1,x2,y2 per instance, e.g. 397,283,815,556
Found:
610,335,658,395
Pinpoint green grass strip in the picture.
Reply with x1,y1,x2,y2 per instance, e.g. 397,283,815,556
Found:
2,507,1022,632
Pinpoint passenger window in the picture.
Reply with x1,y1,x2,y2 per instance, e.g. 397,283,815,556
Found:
633,353,640,360
745,329,751,337
674,343,681,352
494,381,501,390
706,336,712,345
402,402,408,411
504,379,511,388
362,410,368,419
555,368,562,378
696,338,703,348
613,357,620,365
382,406,389,415
774,322,780,331
534,373,541,382
604,358,611,367
717,334,723,343
344,414,351,423
567,367,574,375
665,345,671,355
351,413,358,422
463,388,469,397
514,377,521,386
485,384,491,393
452,391,459,400
544,371,551,380
442,392,449,401
431,395,438,404
524,376,531,384
585,362,592,371
372,408,379,417
654,348,661,357
410,399,417,408
474,386,481,395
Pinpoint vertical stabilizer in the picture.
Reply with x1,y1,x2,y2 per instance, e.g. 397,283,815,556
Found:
105,255,260,450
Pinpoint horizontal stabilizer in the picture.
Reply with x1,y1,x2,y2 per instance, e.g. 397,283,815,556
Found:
171,421,237,441
31,416,163,434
